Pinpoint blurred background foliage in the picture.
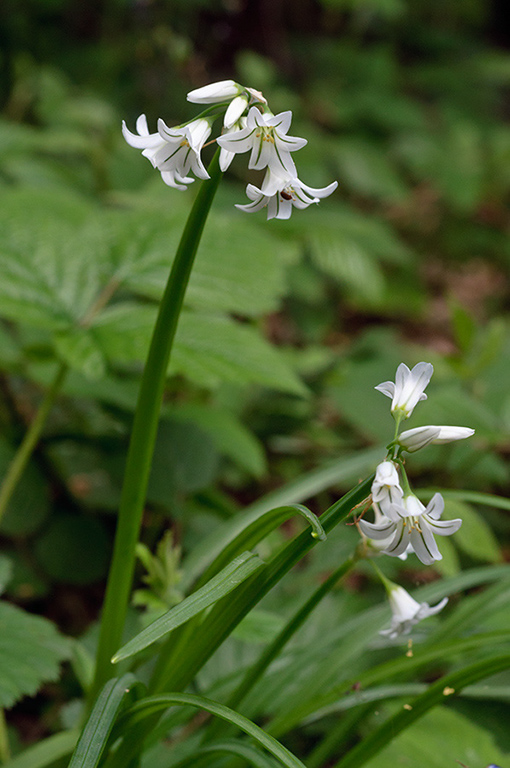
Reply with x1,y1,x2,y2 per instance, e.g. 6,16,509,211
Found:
1,0,510,762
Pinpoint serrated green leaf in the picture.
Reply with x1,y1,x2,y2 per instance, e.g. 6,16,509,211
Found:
54,328,106,379
166,404,267,478
93,305,308,396
113,552,264,662
0,601,70,708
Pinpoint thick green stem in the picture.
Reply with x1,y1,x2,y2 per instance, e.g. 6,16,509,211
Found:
90,152,223,703
0,363,68,525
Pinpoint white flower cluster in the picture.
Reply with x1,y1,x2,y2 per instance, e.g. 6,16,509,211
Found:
122,79,337,219
360,362,475,638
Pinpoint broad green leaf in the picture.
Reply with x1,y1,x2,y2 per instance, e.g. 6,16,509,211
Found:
93,305,308,395
3,730,79,768
0,439,50,537
0,601,70,708
34,514,111,585
444,498,501,563
102,208,293,317
112,552,265,662
362,706,509,768
165,404,267,478
68,674,140,768
54,328,106,379
333,138,408,202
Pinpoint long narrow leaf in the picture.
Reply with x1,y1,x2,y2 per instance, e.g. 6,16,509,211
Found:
333,653,510,768
3,730,78,768
182,449,379,589
113,552,264,662
118,692,307,768
68,674,139,768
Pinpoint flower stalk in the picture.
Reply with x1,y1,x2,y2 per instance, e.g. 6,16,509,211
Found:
89,150,223,704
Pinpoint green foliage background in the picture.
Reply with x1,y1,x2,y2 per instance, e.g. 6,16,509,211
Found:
1,0,510,765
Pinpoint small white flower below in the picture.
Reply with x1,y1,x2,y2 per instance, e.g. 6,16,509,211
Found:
235,171,337,220
381,584,448,639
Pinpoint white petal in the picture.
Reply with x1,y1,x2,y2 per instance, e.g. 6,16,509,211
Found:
122,119,162,149
219,148,235,171
187,79,239,103
225,95,249,127
430,426,475,444
374,381,395,399
425,492,445,521
426,517,463,536
358,517,397,540
398,426,441,452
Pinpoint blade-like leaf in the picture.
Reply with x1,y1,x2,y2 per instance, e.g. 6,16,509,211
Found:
118,692,307,768
112,552,265,662
68,674,139,768
3,730,78,768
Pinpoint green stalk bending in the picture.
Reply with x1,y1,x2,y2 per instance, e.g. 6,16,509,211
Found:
0,362,68,525
90,151,223,703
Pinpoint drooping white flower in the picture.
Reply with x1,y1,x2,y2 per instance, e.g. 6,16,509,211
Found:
380,584,448,638
187,80,267,129
358,492,462,566
371,461,404,516
217,107,307,177
235,169,337,220
398,425,475,452
375,362,434,420
122,115,212,190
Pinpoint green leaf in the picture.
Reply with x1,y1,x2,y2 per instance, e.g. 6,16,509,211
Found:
444,498,502,563
0,601,70,708
182,449,380,590
54,328,106,379
34,514,111,585
0,555,12,595
166,404,267,478
0,439,50,537
112,552,265,662
362,706,509,768
196,739,279,768
68,674,140,768
3,730,79,768
118,692,308,768
102,207,293,318
334,654,510,768
93,305,308,396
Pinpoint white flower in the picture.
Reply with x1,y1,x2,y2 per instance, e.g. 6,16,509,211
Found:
235,169,337,220
216,107,307,177
398,425,475,452
187,80,267,129
380,584,448,639
371,461,404,516
122,115,212,190
358,492,462,566
375,362,434,420
360,504,410,560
